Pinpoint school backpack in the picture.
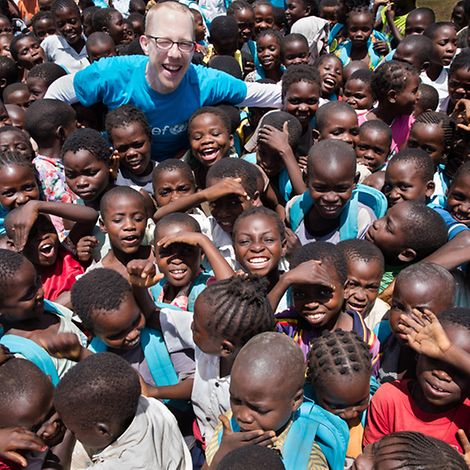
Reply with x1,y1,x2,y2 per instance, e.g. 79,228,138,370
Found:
287,183,388,240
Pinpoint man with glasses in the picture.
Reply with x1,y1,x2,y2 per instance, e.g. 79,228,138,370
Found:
46,1,281,161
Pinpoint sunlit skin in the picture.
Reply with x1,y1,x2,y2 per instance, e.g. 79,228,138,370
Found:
446,172,470,226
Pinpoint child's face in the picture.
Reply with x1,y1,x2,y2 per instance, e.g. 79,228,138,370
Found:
391,72,420,116
292,261,344,329
282,39,309,67
27,77,48,102
383,161,433,207
92,293,145,351
318,56,342,97
230,365,300,433
315,371,370,425
254,4,275,35
0,260,44,323
107,11,125,44
55,7,83,46
23,215,60,267
320,5,339,23
235,8,255,44
0,163,39,210
87,41,116,63
101,195,147,255
407,123,445,165
207,176,253,233
234,213,284,277
63,150,110,203
155,223,202,287
308,159,356,219
318,110,359,146
446,172,470,226
356,128,390,172
393,43,425,71
404,13,432,36
193,12,206,43
5,89,31,110
0,130,33,160
153,169,195,207
451,4,466,30
346,11,373,44
111,122,151,176
448,67,470,106
34,17,57,41
388,276,451,343
0,17,12,36
365,203,411,262
343,78,373,110
121,21,135,44
82,12,94,37
257,34,281,71
15,37,45,70
189,113,232,168
283,80,320,130
285,0,309,26
344,258,382,317
0,35,12,60
431,25,457,67
416,323,470,410
257,140,284,177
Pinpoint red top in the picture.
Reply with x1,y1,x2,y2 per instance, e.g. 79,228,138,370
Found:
363,379,470,453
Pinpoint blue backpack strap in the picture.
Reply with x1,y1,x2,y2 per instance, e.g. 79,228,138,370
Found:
283,401,349,470
339,191,358,240
0,334,60,386
149,278,166,305
187,273,211,312
374,319,392,345
288,191,314,232
278,169,293,204
88,336,108,353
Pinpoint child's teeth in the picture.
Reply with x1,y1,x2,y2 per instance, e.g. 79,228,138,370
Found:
250,257,269,264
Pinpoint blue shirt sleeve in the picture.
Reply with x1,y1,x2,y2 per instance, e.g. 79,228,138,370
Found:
432,206,469,240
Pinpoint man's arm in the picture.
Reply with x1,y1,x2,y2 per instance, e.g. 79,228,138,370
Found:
238,82,283,108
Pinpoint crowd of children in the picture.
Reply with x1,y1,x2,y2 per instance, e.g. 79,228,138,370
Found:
0,0,469,467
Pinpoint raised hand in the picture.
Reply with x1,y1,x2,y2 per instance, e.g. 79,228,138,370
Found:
39,332,89,362
204,177,249,202
127,259,164,288
0,428,47,467
76,235,98,263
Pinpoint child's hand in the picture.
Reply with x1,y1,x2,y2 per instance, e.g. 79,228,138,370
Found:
298,155,308,174
39,333,88,362
285,259,336,292
284,227,301,259
0,428,47,467
374,0,389,6
218,415,276,458
204,177,249,202
258,123,292,158
76,235,98,263
452,99,470,132
457,430,470,469
397,308,451,359
156,232,207,249
127,259,163,288
0,345,13,365
110,148,120,180
373,40,389,56
385,2,395,20
6,200,40,251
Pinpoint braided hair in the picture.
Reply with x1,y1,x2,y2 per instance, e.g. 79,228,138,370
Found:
415,111,455,152
307,330,371,388
371,431,467,469
371,60,418,103
199,275,274,346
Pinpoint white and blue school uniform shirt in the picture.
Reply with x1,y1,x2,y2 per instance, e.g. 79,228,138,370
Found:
41,34,89,74
45,55,282,161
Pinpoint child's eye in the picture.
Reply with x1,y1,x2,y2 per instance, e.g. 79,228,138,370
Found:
159,189,170,197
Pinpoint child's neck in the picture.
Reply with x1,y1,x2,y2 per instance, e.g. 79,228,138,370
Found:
3,310,59,335
264,67,283,83
350,42,368,61
266,269,281,292
426,62,444,81
371,103,401,124
86,183,115,210
68,36,86,53
306,206,341,236
37,142,62,160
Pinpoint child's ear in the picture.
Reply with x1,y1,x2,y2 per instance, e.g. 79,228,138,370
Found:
0,78,6,89
398,247,417,263
425,180,435,198
387,89,397,104
57,125,67,144
354,171,361,184
96,422,113,438
229,133,234,148
421,60,430,73
251,190,261,206
292,386,304,413
312,128,320,142
220,339,236,357
99,217,107,234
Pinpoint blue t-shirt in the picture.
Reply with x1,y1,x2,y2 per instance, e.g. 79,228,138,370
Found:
73,56,248,161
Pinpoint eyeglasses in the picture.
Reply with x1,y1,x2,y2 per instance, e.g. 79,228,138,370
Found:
146,35,195,53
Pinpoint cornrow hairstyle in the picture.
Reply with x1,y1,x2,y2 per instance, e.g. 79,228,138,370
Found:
281,63,320,101
154,212,201,240
387,148,434,181
51,0,80,16
290,241,348,283
424,21,456,41
316,101,356,132
449,49,470,76
61,128,112,163
371,60,418,103
198,275,275,346
152,158,195,185
370,431,467,469
105,104,151,140
227,0,253,15
346,3,372,21
395,262,456,307
9,33,40,63
439,307,470,332
0,249,29,301
337,239,385,271
92,7,119,32
259,110,302,148
54,352,141,435
233,206,285,241
188,106,231,135
28,62,66,87
0,57,18,87
414,111,454,151
206,158,259,198
307,330,372,389
71,268,133,331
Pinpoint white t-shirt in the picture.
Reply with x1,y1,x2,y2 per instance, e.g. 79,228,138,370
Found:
41,35,89,74
420,67,449,110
